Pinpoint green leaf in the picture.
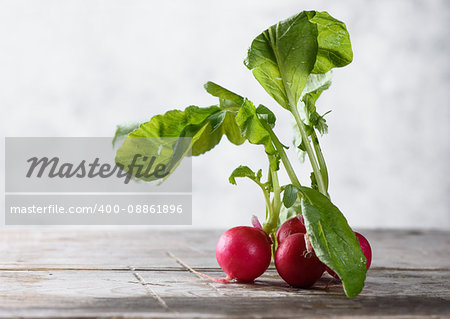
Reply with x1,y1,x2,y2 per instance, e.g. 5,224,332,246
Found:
303,93,330,135
289,11,352,154
314,111,331,136
245,11,352,109
269,154,281,171
115,105,245,182
292,71,332,161
309,12,353,74
112,122,142,148
245,11,318,109
279,184,367,297
204,82,278,157
235,99,276,154
229,165,262,185
299,186,367,298
303,71,333,99
256,104,276,128
204,81,244,108
115,83,280,183
282,184,299,208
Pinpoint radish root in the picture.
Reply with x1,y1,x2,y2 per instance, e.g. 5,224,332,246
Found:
168,252,231,283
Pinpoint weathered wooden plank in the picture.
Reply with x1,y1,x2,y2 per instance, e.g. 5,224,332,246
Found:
137,269,224,298
0,268,448,318
366,229,450,270
132,267,450,318
0,270,144,302
139,268,450,299
0,229,449,318
162,294,450,318
0,270,169,318
1,229,448,270
0,229,183,269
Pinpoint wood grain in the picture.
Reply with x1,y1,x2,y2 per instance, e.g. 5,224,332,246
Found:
0,229,448,318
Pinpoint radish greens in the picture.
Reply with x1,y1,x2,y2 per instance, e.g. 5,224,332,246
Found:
114,10,367,298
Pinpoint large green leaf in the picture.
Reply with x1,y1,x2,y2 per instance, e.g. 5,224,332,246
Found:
115,105,245,181
115,82,281,182
245,11,318,109
245,11,352,109
298,186,367,298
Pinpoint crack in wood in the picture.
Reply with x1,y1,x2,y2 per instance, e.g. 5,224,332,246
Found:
128,266,174,313
167,251,226,296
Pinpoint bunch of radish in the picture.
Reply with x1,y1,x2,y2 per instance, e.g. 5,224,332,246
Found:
216,215,372,287
114,10,370,297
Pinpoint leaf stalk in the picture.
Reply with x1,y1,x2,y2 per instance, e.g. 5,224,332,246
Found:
259,120,301,188
290,104,327,195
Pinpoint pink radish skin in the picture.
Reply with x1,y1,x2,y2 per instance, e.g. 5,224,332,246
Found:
216,226,271,282
276,215,306,244
275,233,325,288
326,232,373,279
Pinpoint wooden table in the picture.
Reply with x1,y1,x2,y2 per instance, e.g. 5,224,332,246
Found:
0,229,448,318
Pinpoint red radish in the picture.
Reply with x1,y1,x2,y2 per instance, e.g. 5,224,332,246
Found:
275,233,325,287
356,232,372,269
276,215,306,244
216,226,271,282
326,231,373,279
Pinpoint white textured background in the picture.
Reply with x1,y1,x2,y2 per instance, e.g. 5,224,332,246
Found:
0,0,449,229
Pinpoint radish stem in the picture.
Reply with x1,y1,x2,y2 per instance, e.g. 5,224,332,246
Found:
291,105,327,195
